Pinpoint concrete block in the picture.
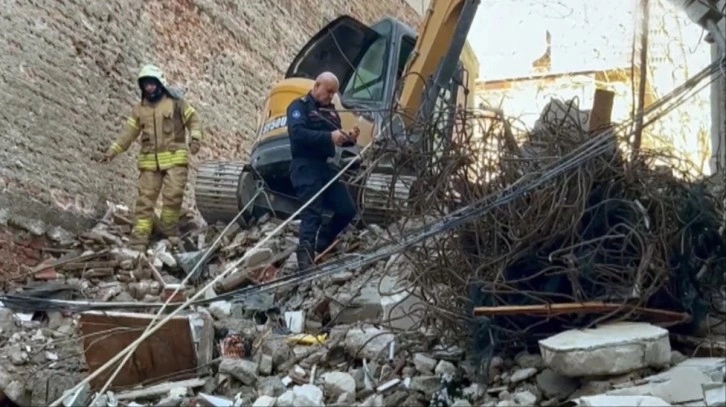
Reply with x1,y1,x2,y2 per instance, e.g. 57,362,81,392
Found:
538,322,670,377
379,275,423,331
574,395,672,406
606,366,714,404
674,358,726,382
703,383,726,407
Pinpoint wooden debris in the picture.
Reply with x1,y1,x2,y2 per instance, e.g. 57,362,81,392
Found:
116,378,206,401
29,249,109,275
473,301,690,326
79,311,213,390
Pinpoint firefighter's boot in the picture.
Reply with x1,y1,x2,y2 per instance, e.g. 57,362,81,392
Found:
129,220,152,252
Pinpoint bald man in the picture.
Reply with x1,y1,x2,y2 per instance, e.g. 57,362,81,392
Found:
286,72,360,272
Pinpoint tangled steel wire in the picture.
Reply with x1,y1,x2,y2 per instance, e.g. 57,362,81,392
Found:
366,84,726,355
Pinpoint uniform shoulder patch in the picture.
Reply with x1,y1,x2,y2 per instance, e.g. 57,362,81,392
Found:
291,110,302,119
301,96,308,102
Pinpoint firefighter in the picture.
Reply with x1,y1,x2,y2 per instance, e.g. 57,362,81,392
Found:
286,71,359,271
103,64,203,250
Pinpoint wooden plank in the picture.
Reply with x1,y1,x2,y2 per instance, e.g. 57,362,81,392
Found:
116,378,205,401
193,312,215,377
29,249,110,274
473,301,690,325
79,311,199,391
588,88,615,132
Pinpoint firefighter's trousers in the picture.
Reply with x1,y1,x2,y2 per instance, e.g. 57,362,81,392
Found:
131,166,189,243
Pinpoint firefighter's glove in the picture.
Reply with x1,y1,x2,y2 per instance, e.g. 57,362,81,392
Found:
100,150,116,163
189,140,201,155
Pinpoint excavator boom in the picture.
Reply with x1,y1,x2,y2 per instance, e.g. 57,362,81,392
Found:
195,0,482,228
398,0,480,128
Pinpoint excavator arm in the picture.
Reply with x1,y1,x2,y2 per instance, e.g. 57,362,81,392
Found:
397,0,481,130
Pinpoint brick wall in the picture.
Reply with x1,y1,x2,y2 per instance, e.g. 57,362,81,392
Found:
0,227,48,280
0,0,420,230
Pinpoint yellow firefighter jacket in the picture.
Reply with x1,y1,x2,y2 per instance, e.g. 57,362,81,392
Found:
109,95,202,171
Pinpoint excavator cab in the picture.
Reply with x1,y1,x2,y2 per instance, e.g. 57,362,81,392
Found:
195,4,477,227
249,16,429,184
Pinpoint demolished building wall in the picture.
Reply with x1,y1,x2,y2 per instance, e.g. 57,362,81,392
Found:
0,0,421,232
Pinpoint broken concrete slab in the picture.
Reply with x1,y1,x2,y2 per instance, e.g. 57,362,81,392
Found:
672,358,726,382
513,390,537,405
435,360,457,377
197,392,235,406
252,395,276,407
242,247,273,269
218,358,258,386
344,326,395,361
321,371,356,400
329,288,382,326
606,364,716,404
257,376,287,398
0,364,29,406
378,275,423,331
539,322,670,377
536,368,578,399
703,383,726,407
116,378,205,401
413,353,437,374
510,367,537,384
62,381,91,407
574,395,672,406
290,384,324,406
284,310,305,334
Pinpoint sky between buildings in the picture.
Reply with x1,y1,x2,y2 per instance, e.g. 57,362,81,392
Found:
407,0,715,173
471,0,642,80
404,0,711,80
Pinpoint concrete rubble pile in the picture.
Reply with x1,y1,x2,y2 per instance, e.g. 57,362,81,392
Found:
0,202,723,407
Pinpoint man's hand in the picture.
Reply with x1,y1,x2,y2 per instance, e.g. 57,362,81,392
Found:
331,130,348,147
189,140,201,155
348,125,360,142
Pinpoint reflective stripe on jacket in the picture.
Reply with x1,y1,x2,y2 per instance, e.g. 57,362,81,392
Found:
109,95,202,170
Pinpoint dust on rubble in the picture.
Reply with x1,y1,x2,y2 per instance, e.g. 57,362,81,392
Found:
0,200,722,406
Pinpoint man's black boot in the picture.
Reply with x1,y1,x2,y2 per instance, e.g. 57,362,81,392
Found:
296,244,315,272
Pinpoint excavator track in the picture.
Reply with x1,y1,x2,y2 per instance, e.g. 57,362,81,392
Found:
195,160,415,228
195,161,258,227
356,172,416,227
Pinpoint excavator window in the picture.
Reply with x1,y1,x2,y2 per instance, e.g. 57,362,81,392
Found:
397,36,416,79
342,20,393,102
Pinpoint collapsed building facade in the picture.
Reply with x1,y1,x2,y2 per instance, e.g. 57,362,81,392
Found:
1,1,726,407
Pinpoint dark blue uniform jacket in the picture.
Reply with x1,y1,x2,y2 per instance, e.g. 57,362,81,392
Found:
287,93,341,181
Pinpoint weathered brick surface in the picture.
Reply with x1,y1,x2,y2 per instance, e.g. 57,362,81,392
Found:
0,0,419,229
0,227,47,278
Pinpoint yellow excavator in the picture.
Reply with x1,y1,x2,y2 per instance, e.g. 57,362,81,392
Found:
194,0,481,228
194,0,726,229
